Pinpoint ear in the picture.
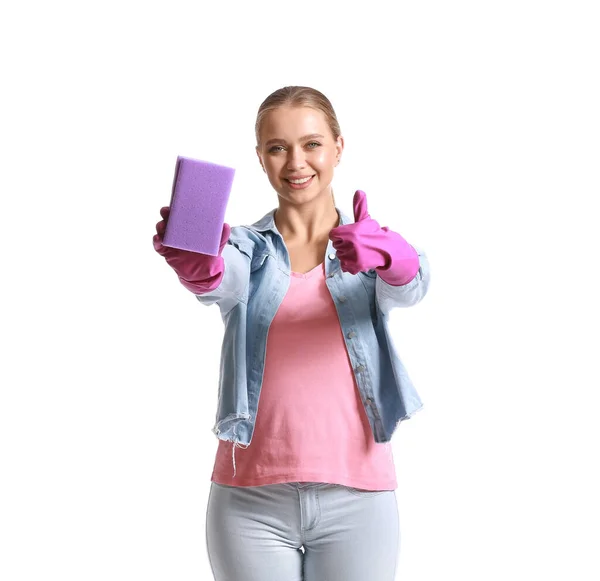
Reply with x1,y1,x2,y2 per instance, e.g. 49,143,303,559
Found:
335,135,344,165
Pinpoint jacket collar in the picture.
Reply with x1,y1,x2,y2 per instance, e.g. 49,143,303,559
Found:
249,207,352,233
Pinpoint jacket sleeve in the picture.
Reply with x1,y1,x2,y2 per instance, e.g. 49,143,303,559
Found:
375,245,430,314
194,236,252,315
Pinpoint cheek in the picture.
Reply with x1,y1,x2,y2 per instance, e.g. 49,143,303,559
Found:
312,149,336,168
264,158,282,173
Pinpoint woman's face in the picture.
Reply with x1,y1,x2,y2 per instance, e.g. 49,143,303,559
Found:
256,106,343,204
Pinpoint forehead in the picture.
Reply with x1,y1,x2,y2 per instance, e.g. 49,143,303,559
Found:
261,106,330,139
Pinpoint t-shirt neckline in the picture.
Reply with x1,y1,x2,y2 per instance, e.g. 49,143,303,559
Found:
290,262,324,279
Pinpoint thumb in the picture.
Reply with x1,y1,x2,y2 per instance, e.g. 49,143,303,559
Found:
219,223,231,254
353,190,370,222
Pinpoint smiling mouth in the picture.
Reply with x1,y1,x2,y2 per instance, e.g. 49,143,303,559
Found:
284,175,316,190
285,175,315,184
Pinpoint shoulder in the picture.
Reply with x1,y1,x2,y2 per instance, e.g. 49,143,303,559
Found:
228,210,274,258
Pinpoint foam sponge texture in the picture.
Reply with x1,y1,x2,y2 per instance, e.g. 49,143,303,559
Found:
162,156,235,256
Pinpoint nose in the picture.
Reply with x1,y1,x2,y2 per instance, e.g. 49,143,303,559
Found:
286,146,307,170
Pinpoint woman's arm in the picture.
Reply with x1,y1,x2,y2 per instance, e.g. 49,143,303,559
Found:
194,241,251,314
154,207,250,314
374,244,431,313
329,190,431,314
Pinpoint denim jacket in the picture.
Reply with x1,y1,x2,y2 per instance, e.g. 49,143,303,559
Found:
195,207,430,473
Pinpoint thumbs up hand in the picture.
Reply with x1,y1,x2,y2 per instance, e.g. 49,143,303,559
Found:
328,190,420,286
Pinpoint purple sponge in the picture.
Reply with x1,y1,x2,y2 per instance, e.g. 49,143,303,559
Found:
162,156,235,256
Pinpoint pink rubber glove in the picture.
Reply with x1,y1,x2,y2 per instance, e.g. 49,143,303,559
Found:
153,206,230,294
329,190,420,286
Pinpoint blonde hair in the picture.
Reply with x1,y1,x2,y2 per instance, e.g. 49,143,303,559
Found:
255,86,341,147
255,86,341,205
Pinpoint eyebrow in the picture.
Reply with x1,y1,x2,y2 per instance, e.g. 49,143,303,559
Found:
264,133,325,147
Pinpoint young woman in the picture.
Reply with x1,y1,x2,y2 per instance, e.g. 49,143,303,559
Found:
154,86,430,581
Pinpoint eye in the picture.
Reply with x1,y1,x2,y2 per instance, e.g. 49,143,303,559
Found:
268,142,322,153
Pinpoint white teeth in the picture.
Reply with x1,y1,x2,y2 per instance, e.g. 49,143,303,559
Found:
289,176,312,184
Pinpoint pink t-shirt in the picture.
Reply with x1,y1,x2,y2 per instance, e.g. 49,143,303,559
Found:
210,262,397,490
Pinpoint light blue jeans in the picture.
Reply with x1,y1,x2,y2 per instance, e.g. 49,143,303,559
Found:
206,481,400,581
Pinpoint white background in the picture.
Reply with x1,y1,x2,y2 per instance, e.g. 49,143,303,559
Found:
1,1,599,579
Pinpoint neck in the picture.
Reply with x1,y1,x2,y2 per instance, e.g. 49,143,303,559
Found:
274,193,339,244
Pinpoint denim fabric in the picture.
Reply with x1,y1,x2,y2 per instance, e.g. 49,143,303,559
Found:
206,481,399,581
196,207,430,454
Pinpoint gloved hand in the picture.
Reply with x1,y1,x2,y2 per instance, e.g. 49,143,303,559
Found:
153,206,230,294
328,190,420,286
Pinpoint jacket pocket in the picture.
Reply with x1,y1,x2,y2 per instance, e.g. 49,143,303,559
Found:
250,252,270,273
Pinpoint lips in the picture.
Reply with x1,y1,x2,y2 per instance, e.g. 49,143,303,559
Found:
285,175,315,189
285,175,315,183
